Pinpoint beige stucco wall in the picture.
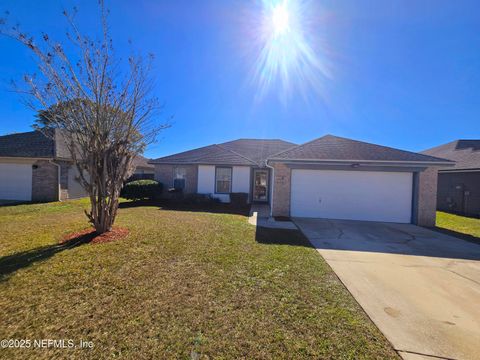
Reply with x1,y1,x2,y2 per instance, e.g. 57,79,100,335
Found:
271,162,291,217
416,167,438,227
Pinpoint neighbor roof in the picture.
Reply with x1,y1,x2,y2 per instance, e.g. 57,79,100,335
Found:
0,130,151,169
269,135,453,164
150,139,296,166
132,155,154,170
0,129,61,158
422,140,480,170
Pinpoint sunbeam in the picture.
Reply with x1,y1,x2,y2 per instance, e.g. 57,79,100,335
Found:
250,0,331,101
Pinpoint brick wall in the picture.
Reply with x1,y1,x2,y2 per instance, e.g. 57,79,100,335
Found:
436,172,480,217
154,164,198,196
417,167,438,227
271,162,291,217
31,160,59,202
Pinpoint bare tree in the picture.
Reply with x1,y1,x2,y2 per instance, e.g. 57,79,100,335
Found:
0,1,169,233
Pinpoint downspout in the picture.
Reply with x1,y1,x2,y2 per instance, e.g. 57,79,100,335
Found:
265,160,274,217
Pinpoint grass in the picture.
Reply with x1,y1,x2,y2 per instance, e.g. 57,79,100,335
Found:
0,199,397,359
436,211,480,243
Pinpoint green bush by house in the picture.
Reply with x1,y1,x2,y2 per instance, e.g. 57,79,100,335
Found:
121,180,163,200
230,192,248,207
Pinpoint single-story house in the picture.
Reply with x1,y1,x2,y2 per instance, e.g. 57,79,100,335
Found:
150,135,453,226
422,140,480,217
0,129,151,203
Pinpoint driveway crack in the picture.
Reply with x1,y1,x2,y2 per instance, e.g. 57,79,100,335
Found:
397,349,458,360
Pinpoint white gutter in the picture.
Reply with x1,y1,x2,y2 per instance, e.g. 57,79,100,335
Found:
439,168,480,173
267,158,455,167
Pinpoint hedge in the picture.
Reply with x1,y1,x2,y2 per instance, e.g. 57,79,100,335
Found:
121,180,163,200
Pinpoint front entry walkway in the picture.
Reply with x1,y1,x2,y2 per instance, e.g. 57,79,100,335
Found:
248,204,297,229
249,203,271,218
294,218,480,360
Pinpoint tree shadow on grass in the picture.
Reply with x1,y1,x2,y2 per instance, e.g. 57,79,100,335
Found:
0,232,95,281
255,226,312,248
119,199,250,216
431,226,480,246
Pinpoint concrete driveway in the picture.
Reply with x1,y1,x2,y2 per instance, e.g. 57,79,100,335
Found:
294,218,480,360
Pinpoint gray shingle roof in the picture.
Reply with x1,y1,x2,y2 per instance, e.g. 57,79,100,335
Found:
150,139,296,166
0,129,56,158
422,140,480,170
220,139,296,166
0,130,146,168
150,144,255,165
132,155,154,170
269,135,453,164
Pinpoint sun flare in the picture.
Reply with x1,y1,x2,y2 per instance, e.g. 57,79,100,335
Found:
271,3,290,36
250,0,330,101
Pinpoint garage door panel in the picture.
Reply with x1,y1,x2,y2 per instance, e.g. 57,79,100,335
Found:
291,169,413,223
0,163,32,201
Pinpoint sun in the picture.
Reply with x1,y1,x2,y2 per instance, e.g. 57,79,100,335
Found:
271,3,290,36
249,0,331,101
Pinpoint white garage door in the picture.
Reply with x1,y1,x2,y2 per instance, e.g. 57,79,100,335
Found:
291,169,413,223
0,163,32,201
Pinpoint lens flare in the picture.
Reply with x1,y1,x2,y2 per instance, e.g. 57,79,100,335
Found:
271,3,290,36
250,0,331,101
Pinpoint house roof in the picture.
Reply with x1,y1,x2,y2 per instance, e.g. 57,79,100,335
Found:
0,129,73,159
132,155,154,170
422,140,480,171
150,139,296,166
269,135,453,164
0,129,57,158
0,130,152,169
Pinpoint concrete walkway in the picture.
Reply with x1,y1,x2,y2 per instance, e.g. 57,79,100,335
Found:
294,218,480,360
248,204,297,229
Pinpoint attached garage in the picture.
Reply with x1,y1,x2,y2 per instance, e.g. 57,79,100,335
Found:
268,135,454,226
0,163,33,201
290,169,413,223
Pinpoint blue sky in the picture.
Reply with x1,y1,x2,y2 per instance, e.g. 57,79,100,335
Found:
0,0,479,158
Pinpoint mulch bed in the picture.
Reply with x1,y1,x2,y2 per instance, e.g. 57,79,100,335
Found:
60,227,129,245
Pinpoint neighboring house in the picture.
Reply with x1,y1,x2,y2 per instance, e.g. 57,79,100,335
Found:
130,156,155,181
0,130,150,203
422,140,480,217
150,135,453,226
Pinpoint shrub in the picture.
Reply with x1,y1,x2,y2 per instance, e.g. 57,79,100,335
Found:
182,193,221,205
121,180,163,200
230,192,248,207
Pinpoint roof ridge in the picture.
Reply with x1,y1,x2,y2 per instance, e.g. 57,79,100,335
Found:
268,134,331,159
268,134,454,163
150,144,217,162
220,138,295,144
215,144,257,165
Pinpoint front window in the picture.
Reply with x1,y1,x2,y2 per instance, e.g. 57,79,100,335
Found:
215,167,232,194
173,167,187,190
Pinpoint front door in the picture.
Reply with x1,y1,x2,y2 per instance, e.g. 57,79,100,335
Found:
253,169,269,202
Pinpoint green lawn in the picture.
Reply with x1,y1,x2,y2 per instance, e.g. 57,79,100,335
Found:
436,211,480,241
0,200,397,359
